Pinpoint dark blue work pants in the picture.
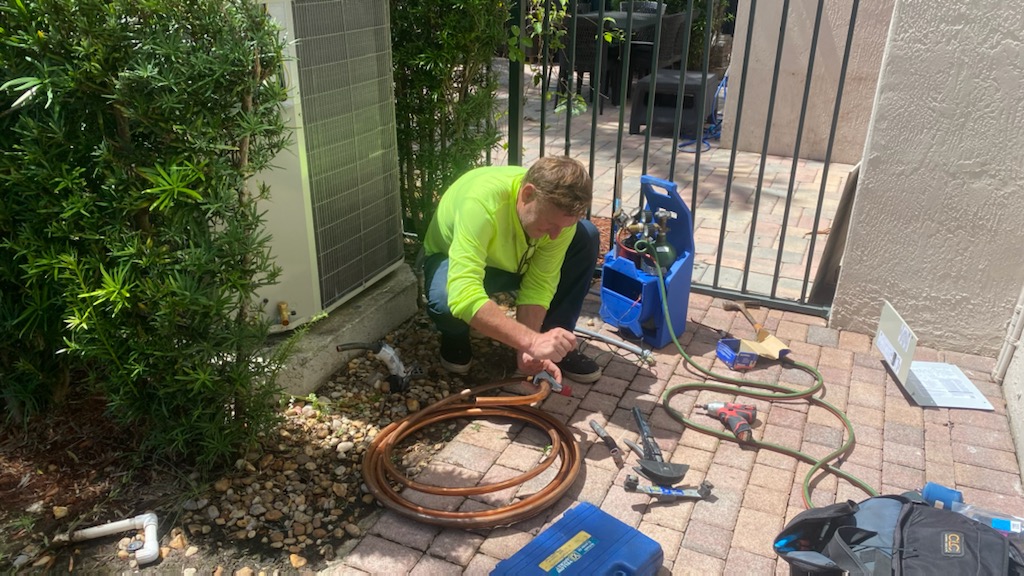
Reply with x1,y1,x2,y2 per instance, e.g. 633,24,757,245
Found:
423,219,600,340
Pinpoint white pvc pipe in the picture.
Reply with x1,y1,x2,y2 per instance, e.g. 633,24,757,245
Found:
70,512,159,565
994,284,1024,384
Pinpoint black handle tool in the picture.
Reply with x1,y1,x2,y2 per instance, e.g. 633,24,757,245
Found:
631,407,688,485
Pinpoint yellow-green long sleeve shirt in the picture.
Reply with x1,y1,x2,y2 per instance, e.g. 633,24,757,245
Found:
423,166,575,324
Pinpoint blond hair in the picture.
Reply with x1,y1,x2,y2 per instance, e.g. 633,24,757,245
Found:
523,156,592,217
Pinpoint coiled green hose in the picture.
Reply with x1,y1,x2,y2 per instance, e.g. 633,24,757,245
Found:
637,243,878,507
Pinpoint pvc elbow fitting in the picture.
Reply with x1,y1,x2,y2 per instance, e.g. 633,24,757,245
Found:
68,511,160,566
133,512,160,565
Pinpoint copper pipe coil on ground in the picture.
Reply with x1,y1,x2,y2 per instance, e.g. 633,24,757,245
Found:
362,378,582,528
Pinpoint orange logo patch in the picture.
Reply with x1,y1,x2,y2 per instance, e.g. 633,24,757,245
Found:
943,531,964,556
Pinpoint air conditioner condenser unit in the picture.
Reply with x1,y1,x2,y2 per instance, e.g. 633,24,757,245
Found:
256,0,404,331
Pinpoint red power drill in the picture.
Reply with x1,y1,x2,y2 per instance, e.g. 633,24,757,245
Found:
701,402,757,442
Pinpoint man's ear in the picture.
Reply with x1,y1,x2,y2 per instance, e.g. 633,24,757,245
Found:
520,183,536,204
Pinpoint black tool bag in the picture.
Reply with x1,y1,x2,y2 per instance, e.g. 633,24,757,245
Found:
773,494,1024,575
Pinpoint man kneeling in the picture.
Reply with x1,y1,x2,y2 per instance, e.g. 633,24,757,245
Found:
422,156,602,383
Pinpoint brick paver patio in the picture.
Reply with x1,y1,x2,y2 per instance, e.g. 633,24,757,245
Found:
322,292,1024,575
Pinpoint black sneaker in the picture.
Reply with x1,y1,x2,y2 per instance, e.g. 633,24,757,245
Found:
557,349,602,383
440,333,472,375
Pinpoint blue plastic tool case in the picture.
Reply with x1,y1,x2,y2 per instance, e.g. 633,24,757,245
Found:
600,175,694,349
491,502,663,576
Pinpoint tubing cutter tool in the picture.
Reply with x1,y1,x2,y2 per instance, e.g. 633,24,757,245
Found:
532,370,571,396
624,475,714,501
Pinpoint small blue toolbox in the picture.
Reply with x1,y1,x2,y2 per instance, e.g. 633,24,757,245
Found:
491,502,663,576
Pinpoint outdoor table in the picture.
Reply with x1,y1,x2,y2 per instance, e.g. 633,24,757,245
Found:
577,11,661,35
575,11,664,107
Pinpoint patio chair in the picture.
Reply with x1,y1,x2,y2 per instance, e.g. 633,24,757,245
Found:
628,70,718,138
610,12,687,105
556,16,613,113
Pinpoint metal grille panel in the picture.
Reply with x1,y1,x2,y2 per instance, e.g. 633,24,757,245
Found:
291,0,402,308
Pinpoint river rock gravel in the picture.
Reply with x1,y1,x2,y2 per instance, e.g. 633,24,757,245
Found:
167,311,518,572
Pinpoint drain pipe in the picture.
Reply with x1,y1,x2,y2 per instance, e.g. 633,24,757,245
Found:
994,284,1024,384
62,512,160,565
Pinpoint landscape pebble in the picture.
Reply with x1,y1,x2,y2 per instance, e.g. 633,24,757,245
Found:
171,314,509,568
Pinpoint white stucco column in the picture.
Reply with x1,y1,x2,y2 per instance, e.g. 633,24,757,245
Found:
831,0,1024,355
721,0,894,164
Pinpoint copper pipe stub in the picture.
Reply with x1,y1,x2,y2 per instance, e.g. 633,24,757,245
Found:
277,301,290,326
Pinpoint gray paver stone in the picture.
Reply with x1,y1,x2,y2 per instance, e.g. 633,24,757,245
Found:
680,520,732,559
673,548,725,574
731,508,783,557
806,325,839,347
478,526,534,560
579,390,620,416
427,528,485,567
409,554,463,576
725,548,779,575
463,553,500,575
435,440,500,473
344,534,422,574
368,511,439,551
638,520,685,562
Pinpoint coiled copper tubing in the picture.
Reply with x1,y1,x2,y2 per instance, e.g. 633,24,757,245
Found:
362,378,581,528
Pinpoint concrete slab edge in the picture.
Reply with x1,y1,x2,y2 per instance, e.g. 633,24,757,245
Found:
273,264,419,398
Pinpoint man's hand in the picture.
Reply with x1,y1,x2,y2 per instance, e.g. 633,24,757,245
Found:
517,351,562,383
468,302,573,371
526,327,576,362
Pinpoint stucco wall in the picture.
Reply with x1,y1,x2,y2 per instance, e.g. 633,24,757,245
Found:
831,0,1024,355
721,0,893,164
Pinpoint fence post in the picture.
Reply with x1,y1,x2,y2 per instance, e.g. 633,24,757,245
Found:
508,0,525,166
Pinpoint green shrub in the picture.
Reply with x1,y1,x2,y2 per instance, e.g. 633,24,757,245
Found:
0,0,290,470
390,0,509,237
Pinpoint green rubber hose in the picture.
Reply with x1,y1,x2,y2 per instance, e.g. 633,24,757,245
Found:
635,244,878,508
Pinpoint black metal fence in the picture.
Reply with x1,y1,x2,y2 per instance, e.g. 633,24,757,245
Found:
503,0,862,316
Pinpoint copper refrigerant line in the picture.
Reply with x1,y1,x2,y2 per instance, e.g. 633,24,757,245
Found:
362,378,581,529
